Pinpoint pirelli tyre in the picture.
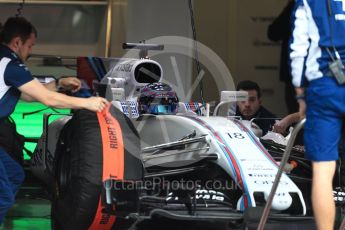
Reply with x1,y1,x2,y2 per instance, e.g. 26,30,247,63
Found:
51,105,143,230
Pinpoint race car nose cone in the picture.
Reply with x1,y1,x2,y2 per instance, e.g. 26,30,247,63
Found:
264,191,293,211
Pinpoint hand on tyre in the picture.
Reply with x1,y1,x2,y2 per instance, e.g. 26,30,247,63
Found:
86,97,109,112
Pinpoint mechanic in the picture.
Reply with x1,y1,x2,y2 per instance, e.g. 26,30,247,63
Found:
235,80,276,135
0,17,108,225
290,1,345,229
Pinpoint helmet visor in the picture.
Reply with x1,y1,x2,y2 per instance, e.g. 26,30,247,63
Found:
148,103,178,115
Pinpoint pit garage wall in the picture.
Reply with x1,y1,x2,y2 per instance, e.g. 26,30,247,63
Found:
127,0,289,116
126,0,193,102
193,0,288,116
234,0,289,117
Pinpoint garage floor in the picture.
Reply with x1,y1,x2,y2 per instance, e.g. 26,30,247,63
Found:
1,189,51,230
1,203,51,230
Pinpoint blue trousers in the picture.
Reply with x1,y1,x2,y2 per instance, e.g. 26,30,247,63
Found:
0,148,25,224
305,77,345,161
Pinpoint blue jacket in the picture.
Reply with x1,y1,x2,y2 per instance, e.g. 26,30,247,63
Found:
0,44,33,119
290,0,345,87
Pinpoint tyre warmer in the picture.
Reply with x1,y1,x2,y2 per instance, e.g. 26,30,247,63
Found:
88,104,124,229
89,104,143,229
53,105,143,230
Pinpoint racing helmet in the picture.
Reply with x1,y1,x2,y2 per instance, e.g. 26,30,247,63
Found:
138,82,179,115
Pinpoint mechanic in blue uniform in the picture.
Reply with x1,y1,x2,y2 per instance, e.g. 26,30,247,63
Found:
0,17,108,225
235,80,276,135
290,0,345,229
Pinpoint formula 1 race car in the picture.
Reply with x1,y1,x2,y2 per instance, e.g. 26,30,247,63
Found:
29,44,344,230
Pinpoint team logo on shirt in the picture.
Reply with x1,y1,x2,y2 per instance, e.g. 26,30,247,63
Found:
19,63,29,71
11,52,18,59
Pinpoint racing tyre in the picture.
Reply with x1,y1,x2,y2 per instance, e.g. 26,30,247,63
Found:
51,106,143,229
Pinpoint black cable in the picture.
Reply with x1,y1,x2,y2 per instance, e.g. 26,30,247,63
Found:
188,0,205,106
22,107,61,119
326,0,339,56
15,0,25,17
6,214,51,219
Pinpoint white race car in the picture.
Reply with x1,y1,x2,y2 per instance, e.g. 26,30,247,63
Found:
30,48,337,230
